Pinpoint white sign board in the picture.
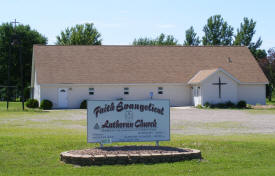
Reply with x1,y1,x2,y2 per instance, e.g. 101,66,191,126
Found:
87,100,170,143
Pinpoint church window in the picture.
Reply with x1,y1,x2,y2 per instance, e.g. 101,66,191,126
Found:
89,88,94,95
158,87,163,94
124,87,129,95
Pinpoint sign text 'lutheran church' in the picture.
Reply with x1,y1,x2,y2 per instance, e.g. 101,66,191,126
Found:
87,100,170,143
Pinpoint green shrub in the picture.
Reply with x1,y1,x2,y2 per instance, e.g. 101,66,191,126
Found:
237,100,247,109
26,99,39,108
196,104,203,109
225,101,235,108
80,100,87,109
209,103,216,108
40,99,53,110
216,103,226,108
204,102,210,108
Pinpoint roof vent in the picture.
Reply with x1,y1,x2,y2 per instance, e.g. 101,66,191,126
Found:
228,57,232,63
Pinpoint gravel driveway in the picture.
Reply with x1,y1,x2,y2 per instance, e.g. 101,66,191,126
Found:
7,108,273,136
170,107,275,135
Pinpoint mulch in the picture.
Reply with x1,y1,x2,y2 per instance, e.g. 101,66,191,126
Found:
252,105,275,109
67,146,192,156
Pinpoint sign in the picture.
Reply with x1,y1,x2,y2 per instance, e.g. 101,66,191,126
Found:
87,100,170,143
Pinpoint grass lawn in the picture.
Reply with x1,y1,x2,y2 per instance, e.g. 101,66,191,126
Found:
0,101,41,112
1,103,275,176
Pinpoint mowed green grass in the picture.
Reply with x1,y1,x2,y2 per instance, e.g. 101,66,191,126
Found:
0,103,275,176
0,101,41,112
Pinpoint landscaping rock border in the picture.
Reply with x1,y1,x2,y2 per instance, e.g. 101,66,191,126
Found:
60,146,201,166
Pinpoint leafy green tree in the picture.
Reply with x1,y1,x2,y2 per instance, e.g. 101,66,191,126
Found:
184,26,200,46
258,48,275,99
202,15,234,46
233,17,263,59
133,33,178,46
133,37,154,45
0,23,47,98
254,49,267,59
56,23,102,45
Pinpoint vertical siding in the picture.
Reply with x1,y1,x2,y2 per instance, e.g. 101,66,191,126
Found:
33,72,41,104
37,82,266,108
238,84,266,105
40,87,59,108
201,71,238,105
39,84,191,108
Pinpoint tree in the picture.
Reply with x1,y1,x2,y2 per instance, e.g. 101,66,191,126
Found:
184,26,200,46
56,23,102,45
233,17,263,59
254,49,267,59
202,15,234,46
258,48,275,99
133,33,178,46
0,23,47,99
267,48,275,99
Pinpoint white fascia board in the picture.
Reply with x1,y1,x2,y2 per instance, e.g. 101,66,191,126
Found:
201,68,267,85
199,68,241,85
239,82,269,85
40,83,187,87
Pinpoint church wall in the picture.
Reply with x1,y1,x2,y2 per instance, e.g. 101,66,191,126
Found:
33,72,41,104
40,86,59,108
238,84,266,105
201,71,238,105
39,84,192,109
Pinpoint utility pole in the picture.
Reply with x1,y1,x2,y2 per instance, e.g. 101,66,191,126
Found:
7,45,11,109
10,19,24,110
19,45,24,110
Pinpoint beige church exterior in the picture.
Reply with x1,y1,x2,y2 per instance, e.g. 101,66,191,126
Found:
31,45,268,108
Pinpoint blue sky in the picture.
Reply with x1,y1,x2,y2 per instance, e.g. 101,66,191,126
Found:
1,0,274,50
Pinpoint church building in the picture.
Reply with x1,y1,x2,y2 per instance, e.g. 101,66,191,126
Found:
31,45,268,108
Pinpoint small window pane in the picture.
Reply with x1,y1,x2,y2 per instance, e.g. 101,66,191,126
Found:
124,87,129,95
89,88,95,95
158,87,164,94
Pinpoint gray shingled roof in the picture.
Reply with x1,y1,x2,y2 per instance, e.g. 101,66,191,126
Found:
32,45,268,84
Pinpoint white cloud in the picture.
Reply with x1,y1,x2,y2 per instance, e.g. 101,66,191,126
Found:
79,21,121,28
157,24,176,29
